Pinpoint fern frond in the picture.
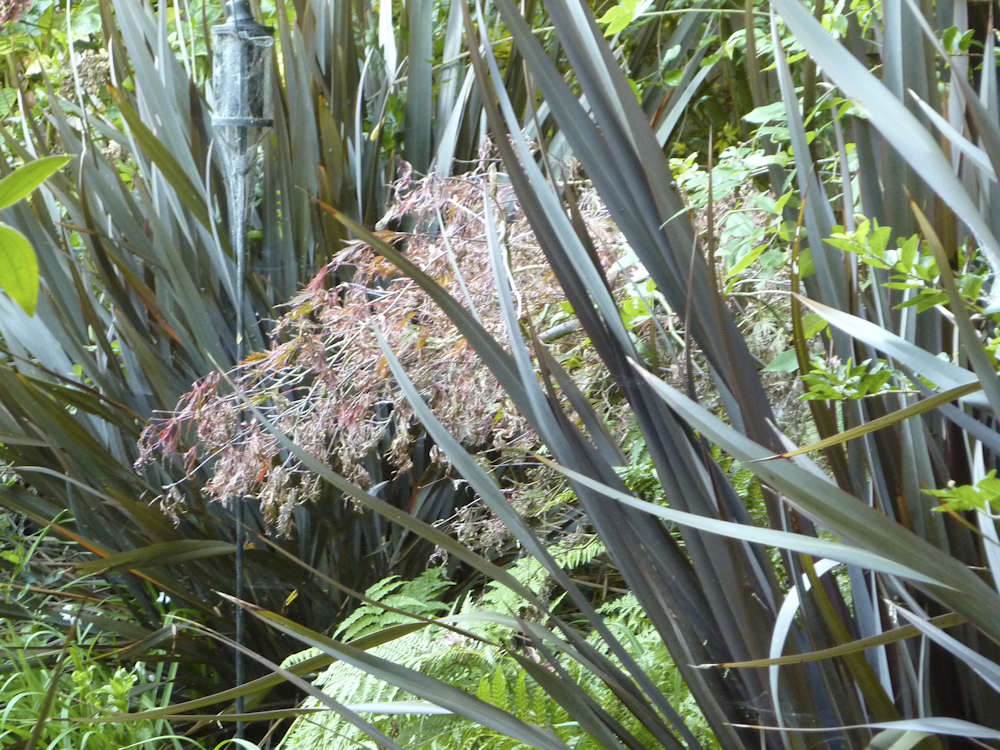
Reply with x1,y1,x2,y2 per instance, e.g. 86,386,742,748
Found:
334,567,454,641
513,671,529,718
281,568,712,750
279,647,323,669
551,535,605,570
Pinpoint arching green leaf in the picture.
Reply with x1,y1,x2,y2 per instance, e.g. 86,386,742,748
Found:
0,224,39,316
0,155,71,210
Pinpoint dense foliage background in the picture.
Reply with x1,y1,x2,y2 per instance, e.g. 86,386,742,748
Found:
4,0,1000,748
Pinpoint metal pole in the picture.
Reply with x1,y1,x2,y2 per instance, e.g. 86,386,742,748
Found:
235,508,246,738
232,158,248,741
211,3,273,739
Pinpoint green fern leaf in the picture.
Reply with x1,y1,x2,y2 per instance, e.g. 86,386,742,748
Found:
476,674,492,703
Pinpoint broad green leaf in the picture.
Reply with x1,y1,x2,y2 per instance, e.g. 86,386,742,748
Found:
762,348,800,373
743,101,787,124
725,242,766,278
802,312,828,338
0,224,39,316
600,2,637,36
0,155,71,210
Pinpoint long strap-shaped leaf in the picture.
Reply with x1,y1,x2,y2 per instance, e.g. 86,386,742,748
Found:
490,0,776,442
631,361,1000,641
373,326,697,750
760,381,983,460
715,613,966,668
537,459,942,583
331,57,739,741
470,22,821,699
461,8,809,744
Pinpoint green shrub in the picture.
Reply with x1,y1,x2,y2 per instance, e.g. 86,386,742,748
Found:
0,618,186,749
